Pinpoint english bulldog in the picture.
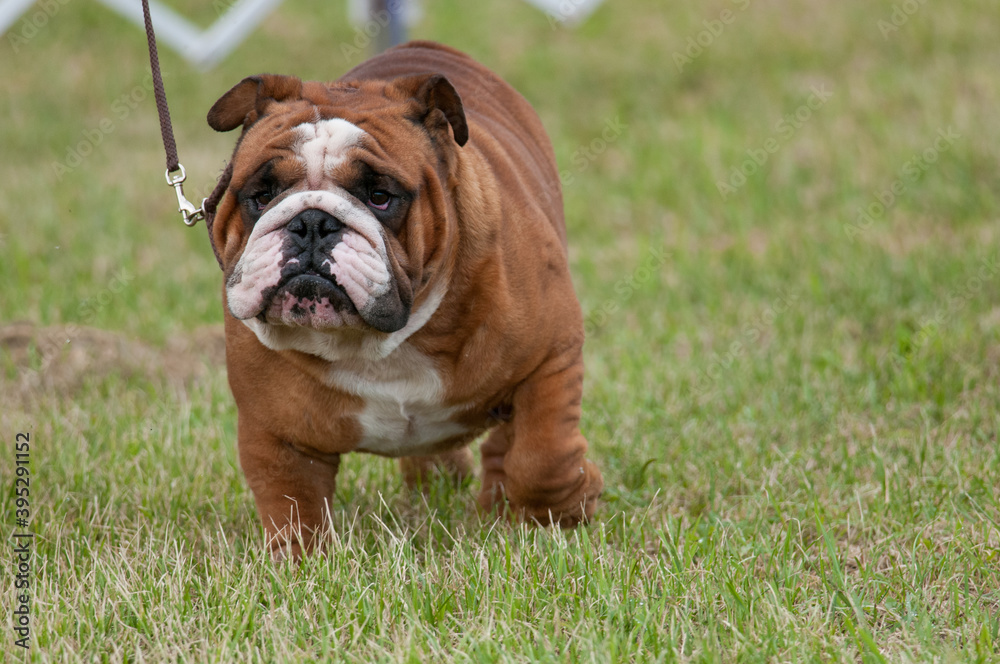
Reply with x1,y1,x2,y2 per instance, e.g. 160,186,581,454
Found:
203,41,603,560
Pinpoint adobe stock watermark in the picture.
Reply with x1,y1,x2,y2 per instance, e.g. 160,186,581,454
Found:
6,0,73,53
211,0,239,14
844,126,960,242
459,71,505,115
692,289,800,396
673,0,752,72
544,0,603,28
34,269,135,373
584,247,670,336
716,85,833,200
175,162,230,212
50,76,155,181
559,116,628,187
882,253,999,369
340,0,407,63
877,0,930,39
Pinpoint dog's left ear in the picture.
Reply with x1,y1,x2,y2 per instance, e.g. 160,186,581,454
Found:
394,74,469,147
207,74,304,132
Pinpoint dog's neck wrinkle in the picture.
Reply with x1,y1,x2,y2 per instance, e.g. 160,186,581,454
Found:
439,148,508,313
280,347,342,383
451,148,502,265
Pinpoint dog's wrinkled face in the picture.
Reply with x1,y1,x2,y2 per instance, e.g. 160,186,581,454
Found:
207,73,468,336
225,116,408,333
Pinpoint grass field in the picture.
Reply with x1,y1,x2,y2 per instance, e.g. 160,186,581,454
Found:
2,0,1000,661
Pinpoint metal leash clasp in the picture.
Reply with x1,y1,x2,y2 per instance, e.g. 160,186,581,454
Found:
165,165,206,227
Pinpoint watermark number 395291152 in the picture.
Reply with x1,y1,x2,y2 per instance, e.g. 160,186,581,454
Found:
11,433,32,650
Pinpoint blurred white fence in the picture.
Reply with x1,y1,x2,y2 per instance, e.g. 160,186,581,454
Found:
0,0,605,69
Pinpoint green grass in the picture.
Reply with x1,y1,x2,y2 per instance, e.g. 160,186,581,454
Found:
3,0,1000,661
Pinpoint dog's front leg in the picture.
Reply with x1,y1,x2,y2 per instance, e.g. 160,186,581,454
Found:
479,346,604,527
237,416,341,561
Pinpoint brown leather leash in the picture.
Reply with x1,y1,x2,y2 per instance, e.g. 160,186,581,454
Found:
141,0,219,229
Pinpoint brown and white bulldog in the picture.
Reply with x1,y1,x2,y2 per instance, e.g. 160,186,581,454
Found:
204,41,603,560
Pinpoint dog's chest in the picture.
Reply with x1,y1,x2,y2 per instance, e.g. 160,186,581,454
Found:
325,344,470,455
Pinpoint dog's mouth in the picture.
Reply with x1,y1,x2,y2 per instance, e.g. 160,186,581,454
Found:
261,272,359,328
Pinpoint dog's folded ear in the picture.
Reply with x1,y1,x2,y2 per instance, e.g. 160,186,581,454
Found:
394,74,469,147
207,74,304,132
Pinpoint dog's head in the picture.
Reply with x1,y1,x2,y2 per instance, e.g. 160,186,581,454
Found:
206,73,467,338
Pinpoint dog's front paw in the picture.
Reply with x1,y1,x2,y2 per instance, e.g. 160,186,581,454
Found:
513,458,604,528
479,456,604,528
269,539,304,563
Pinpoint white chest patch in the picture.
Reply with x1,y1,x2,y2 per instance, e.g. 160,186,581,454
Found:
326,342,471,456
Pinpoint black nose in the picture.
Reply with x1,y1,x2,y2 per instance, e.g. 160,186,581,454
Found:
287,209,344,242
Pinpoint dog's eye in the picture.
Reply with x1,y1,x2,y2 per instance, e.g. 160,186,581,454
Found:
368,190,391,210
252,191,273,211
